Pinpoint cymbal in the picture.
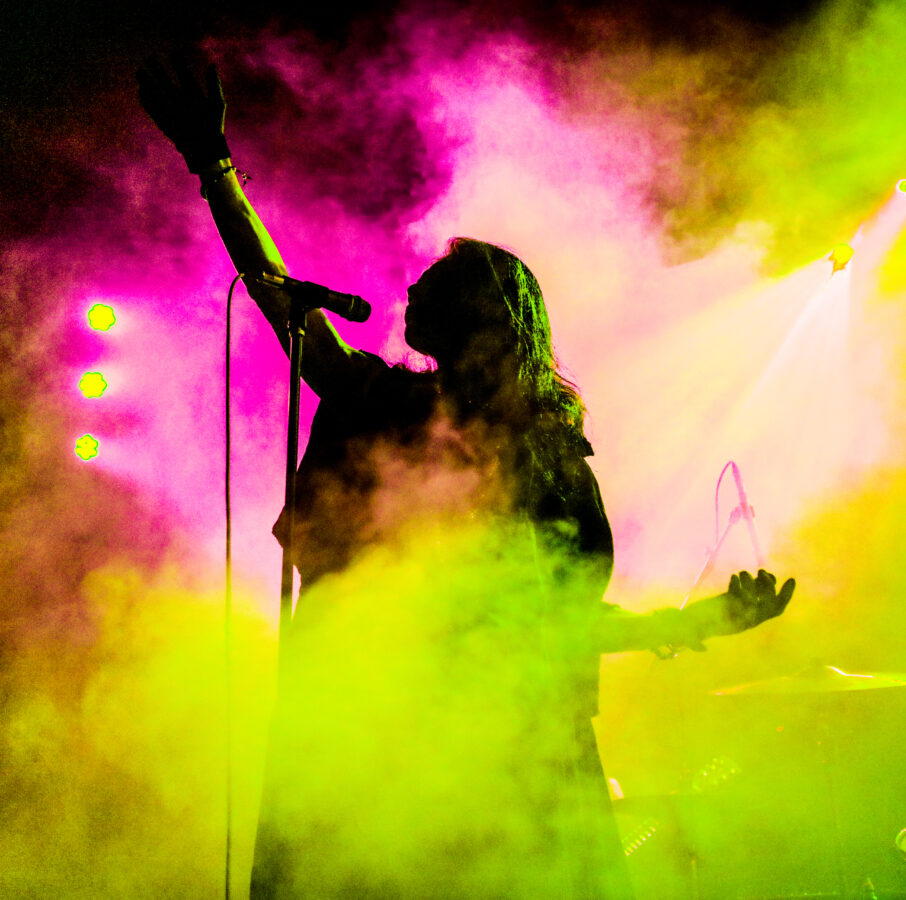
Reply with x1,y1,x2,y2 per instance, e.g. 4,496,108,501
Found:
713,664,906,695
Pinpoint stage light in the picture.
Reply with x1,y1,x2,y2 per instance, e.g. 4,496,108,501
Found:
897,179,906,193
828,243,854,273
78,371,107,398
87,303,116,331
74,434,99,461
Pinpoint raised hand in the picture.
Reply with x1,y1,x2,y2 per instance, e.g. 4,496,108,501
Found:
724,569,795,632
682,569,795,644
137,57,230,172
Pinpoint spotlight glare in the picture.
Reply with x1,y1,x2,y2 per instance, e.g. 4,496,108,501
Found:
897,179,906,194
78,372,108,398
74,434,99,461
829,243,854,273
87,303,116,331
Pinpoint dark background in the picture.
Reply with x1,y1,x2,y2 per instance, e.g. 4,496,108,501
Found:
1,0,825,240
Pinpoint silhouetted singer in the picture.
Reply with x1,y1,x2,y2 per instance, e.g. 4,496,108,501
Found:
138,58,795,899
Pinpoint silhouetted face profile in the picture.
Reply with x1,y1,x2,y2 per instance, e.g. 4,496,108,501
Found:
404,248,512,374
401,239,581,433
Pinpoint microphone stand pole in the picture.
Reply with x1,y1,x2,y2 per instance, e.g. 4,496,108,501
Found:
277,290,313,683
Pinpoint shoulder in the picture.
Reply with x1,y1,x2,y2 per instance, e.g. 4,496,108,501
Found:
361,355,437,407
530,435,611,555
312,353,438,437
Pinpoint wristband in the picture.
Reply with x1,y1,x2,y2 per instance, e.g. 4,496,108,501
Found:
650,606,707,658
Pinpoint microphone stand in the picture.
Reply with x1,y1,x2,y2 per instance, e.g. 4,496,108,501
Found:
276,289,314,681
268,273,368,678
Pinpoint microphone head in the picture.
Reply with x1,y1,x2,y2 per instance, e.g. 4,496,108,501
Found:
348,296,372,323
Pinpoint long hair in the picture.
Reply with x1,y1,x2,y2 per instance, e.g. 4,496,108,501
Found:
442,238,590,507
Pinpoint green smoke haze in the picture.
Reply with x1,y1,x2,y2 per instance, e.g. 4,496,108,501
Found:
2,1,906,896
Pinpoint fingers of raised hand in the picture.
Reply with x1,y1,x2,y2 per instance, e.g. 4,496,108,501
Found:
137,56,227,151
723,569,794,632
752,570,794,620
166,56,223,111
137,58,185,130
755,569,776,603
138,56,220,107
728,569,769,624
777,577,796,613
138,58,178,102
757,568,777,587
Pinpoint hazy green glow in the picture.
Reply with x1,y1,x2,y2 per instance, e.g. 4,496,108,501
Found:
87,304,116,331
78,372,108,399
252,507,625,897
74,434,99,460
3,2,905,894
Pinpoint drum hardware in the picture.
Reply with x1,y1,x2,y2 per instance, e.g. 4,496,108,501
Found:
712,663,906,899
713,664,906,696
618,666,905,896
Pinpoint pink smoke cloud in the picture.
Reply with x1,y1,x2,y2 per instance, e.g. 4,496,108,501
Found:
6,8,891,617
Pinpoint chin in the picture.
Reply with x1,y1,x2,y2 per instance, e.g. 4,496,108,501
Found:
404,321,430,356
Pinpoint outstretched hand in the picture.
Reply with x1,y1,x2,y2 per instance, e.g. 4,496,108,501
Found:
683,569,795,646
724,569,795,633
137,57,230,172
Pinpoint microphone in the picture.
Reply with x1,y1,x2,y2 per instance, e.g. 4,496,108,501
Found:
258,272,371,323
730,461,764,568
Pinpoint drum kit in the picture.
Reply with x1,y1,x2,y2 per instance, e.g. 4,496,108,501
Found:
614,663,906,900
613,463,906,897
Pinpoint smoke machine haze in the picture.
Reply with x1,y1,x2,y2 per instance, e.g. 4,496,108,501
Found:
2,0,906,896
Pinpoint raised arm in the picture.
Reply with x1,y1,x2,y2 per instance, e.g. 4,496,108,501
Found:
136,58,365,396
197,157,367,396
598,569,795,655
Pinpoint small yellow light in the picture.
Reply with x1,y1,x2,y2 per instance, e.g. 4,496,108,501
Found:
829,243,854,273
74,434,99,461
79,372,108,398
87,304,116,331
